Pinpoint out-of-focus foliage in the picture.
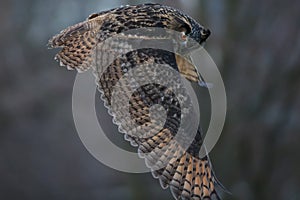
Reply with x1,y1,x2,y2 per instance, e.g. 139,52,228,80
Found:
0,0,299,200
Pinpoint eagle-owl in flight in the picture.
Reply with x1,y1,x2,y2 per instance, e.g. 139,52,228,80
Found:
49,3,222,200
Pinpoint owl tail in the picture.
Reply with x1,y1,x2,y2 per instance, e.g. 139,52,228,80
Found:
48,21,99,72
138,130,221,200
167,155,221,200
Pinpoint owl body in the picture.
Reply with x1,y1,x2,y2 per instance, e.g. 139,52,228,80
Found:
49,3,221,200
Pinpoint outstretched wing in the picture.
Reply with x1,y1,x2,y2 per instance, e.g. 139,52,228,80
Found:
49,3,221,200
95,48,221,200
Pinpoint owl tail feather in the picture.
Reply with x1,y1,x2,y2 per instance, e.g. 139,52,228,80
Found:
161,154,221,200
137,130,221,200
48,21,98,72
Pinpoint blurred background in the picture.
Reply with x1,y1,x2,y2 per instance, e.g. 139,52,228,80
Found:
0,0,299,199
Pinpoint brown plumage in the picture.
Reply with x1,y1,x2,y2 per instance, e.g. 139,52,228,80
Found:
49,3,221,200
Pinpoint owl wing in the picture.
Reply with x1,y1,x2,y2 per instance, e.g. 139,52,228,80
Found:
94,47,221,200
49,4,222,200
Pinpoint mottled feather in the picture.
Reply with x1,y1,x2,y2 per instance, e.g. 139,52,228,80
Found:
49,3,220,200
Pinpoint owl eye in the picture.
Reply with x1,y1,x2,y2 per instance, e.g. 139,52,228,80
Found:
180,32,188,41
88,13,99,20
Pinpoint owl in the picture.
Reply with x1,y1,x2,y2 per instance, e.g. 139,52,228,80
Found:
49,3,223,200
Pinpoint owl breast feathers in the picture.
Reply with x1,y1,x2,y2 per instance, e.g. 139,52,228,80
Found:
49,3,222,200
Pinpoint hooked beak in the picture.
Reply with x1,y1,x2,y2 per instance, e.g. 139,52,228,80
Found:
200,28,211,45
